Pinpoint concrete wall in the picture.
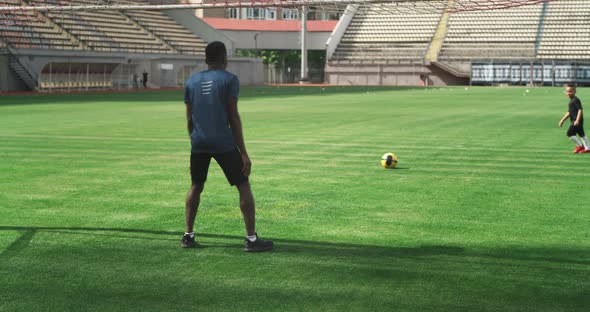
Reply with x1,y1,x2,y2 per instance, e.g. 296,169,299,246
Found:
0,49,263,92
151,57,264,87
427,64,470,86
164,9,234,55
325,63,469,86
227,57,264,85
326,5,357,60
0,56,27,92
149,0,233,51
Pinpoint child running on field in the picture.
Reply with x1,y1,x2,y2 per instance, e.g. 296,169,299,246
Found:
559,84,590,153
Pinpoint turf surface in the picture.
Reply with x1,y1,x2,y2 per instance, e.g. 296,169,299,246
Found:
0,86,589,311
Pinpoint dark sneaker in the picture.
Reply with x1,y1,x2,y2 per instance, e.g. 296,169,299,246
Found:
181,233,200,248
244,234,273,252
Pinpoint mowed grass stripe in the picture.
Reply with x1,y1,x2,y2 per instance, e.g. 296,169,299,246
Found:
0,144,580,165
1,86,589,312
0,133,572,153
2,152,588,182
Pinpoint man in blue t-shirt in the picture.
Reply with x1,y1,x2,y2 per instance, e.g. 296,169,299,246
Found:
181,41,273,252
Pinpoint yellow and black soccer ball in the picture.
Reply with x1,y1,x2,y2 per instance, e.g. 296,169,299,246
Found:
381,152,398,169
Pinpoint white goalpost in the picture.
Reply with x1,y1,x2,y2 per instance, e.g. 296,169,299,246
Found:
0,0,554,14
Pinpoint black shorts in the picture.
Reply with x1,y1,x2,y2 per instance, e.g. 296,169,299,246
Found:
190,148,248,186
567,123,585,137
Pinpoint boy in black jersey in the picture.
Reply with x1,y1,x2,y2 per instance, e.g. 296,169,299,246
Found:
559,84,589,153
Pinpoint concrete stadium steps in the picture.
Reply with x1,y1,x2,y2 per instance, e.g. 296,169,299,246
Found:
439,0,543,60
2,0,208,55
31,0,176,54
439,43,536,60
0,46,37,89
119,1,207,56
0,0,82,50
537,0,590,59
333,42,430,61
330,2,444,62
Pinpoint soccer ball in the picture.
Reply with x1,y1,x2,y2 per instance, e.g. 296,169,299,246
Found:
381,152,398,169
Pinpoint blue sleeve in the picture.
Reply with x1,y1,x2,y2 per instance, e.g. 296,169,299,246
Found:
229,75,239,99
184,84,191,105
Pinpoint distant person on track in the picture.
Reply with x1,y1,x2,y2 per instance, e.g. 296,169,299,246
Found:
132,73,139,89
181,41,273,252
142,71,148,88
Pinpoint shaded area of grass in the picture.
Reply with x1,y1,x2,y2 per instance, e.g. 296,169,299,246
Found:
0,226,588,312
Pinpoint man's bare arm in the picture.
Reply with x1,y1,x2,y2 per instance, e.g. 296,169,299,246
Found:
227,97,251,176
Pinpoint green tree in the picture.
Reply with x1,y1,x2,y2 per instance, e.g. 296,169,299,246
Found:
235,49,324,67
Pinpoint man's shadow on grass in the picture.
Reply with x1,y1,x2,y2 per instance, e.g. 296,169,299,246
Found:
1,226,588,266
0,225,459,260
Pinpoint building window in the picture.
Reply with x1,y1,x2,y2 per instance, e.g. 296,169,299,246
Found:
319,11,341,20
247,7,265,20
266,8,276,20
282,9,299,20
226,8,239,19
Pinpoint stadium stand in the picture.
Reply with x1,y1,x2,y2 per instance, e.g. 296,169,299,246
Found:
327,0,590,85
0,0,83,50
537,0,590,60
438,0,543,60
330,2,444,63
37,62,116,90
121,0,207,55
1,0,210,54
329,0,548,64
32,0,176,54
4,0,590,89
0,0,230,91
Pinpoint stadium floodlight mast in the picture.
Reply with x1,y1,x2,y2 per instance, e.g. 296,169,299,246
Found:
301,5,309,84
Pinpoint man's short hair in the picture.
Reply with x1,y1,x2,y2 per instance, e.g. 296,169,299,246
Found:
206,41,227,65
566,84,577,90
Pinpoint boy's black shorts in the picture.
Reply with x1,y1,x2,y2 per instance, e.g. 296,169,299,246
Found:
567,123,585,137
190,148,248,186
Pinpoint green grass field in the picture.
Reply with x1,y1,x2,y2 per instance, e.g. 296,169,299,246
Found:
0,86,588,311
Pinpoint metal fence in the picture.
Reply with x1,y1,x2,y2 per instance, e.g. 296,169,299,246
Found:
264,64,325,84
